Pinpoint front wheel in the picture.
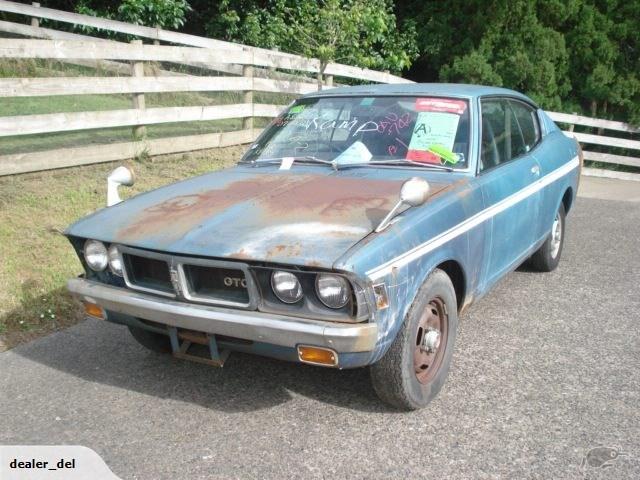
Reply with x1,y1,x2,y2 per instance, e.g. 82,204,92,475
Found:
529,203,566,272
370,269,458,410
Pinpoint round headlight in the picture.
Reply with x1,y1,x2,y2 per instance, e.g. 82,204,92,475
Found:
316,274,350,309
108,244,123,276
271,271,303,304
84,240,108,271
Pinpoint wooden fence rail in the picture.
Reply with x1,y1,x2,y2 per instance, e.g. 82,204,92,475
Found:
548,111,640,177
0,76,318,97
0,103,284,137
0,129,260,176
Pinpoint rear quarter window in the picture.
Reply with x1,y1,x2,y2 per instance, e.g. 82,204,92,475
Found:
509,100,540,152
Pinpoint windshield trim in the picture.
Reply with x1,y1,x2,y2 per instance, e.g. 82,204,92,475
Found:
242,94,477,174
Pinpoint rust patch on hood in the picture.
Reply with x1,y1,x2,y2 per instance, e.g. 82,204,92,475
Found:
118,175,294,240
117,174,413,241
115,172,463,252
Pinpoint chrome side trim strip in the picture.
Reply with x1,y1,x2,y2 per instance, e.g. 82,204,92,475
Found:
366,157,579,280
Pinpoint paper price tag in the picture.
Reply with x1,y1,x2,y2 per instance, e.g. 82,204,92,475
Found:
279,157,295,170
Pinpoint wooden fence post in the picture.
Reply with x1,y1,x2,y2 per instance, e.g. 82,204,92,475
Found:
325,74,333,88
568,112,577,133
243,51,254,131
30,2,40,28
130,39,146,139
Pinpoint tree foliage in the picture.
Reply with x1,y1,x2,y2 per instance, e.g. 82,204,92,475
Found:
207,0,418,74
396,0,640,123
74,0,191,30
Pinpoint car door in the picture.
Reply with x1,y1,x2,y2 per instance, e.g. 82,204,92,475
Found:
477,97,541,288
507,99,548,242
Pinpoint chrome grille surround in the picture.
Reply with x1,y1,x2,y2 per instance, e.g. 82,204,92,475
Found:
119,245,259,309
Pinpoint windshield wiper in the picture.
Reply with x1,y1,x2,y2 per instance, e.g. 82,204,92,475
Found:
333,159,454,172
241,156,333,167
241,156,454,172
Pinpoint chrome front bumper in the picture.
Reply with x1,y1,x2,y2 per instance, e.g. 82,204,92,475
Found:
67,278,378,353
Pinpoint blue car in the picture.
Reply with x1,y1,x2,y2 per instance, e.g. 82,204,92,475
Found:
66,84,581,410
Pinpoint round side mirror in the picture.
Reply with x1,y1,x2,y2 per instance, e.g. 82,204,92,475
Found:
400,177,430,207
108,166,135,187
107,166,135,206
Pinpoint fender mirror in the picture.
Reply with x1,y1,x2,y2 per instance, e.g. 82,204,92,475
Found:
107,166,135,206
375,177,430,232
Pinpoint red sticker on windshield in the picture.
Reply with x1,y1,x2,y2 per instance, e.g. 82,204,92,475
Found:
415,98,467,114
406,150,441,163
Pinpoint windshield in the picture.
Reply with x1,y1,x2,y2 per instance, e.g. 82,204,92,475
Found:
242,95,471,169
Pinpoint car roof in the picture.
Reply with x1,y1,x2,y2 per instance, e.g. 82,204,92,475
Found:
301,82,537,106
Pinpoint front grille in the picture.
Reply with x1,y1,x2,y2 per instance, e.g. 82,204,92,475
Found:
123,253,174,296
119,246,258,309
180,264,250,306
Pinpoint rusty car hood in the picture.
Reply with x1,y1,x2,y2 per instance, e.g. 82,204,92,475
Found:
66,167,459,268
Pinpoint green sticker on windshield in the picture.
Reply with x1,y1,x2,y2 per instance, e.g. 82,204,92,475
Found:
289,105,306,114
407,111,460,163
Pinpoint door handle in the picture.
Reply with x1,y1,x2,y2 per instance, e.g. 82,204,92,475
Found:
531,165,540,175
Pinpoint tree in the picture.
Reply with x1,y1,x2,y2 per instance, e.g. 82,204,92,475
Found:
395,0,639,124
209,0,419,76
563,0,640,123
397,0,572,110
74,0,191,30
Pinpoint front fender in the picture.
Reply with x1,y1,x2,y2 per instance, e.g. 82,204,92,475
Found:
363,237,469,364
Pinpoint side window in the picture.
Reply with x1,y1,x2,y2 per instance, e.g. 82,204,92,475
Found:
480,98,535,173
509,100,540,153
480,100,505,171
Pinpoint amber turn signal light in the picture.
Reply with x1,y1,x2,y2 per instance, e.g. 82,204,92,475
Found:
297,345,338,367
83,301,105,319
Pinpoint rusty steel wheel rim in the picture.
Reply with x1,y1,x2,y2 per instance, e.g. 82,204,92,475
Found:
414,297,448,385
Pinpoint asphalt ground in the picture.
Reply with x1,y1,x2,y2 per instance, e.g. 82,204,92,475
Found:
1,190,639,479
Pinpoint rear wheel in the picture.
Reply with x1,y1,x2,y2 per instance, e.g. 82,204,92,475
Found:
128,326,172,354
530,203,565,272
370,269,458,410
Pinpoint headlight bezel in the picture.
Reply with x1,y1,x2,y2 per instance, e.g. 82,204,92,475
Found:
83,239,108,272
254,266,365,322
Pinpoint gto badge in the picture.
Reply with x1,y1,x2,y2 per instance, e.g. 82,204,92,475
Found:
224,276,247,288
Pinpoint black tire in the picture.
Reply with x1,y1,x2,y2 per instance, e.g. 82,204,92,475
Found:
370,269,458,410
529,203,566,272
128,326,172,354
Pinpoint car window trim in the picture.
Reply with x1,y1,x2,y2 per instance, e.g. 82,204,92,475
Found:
477,95,542,176
246,94,477,174
507,98,542,151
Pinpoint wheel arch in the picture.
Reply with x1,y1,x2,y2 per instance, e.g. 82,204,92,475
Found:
434,259,467,313
561,186,573,214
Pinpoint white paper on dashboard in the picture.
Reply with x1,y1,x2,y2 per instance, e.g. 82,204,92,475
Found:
333,141,373,165
279,157,295,170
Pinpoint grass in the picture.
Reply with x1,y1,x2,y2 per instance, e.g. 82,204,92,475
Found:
0,144,247,351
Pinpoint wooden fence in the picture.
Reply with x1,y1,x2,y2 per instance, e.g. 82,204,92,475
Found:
547,112,640,181
0,0,412,176
0,0,638,180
